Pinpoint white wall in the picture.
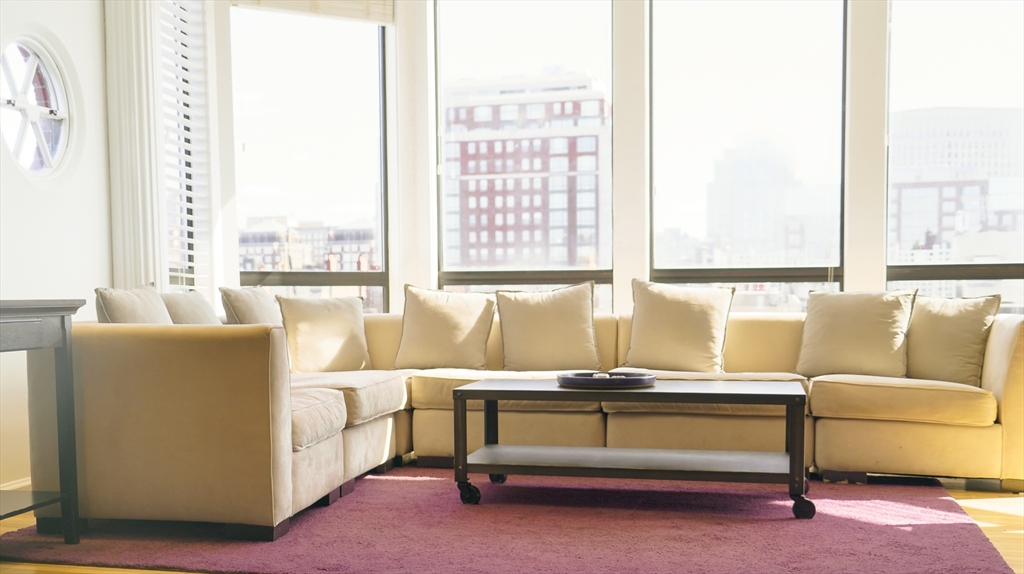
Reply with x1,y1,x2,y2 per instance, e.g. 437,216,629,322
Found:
0,0,110,486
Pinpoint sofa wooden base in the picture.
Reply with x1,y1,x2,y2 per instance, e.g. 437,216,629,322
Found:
315,488,340,507
36,517,87,536
821,470,868,485
225,519,290,541
415,456,453,469
340,479,356,497
372,459,395,474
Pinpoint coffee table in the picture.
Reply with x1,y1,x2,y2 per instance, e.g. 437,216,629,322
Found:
452,379,815,519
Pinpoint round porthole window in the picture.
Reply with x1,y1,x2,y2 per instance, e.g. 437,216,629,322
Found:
0,40,69,174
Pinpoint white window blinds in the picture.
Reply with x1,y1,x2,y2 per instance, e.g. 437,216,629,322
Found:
231,0,394,24
159,0,211,293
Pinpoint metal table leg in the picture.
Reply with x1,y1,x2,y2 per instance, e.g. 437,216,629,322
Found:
787,402,814,519
484,399,506,484
453,393,479,504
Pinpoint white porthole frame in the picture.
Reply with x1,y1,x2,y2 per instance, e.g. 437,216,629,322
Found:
0,36,72,176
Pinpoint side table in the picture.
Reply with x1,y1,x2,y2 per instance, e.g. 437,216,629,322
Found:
0,299,85,544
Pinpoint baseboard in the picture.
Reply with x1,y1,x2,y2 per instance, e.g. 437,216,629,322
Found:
0,477,32,491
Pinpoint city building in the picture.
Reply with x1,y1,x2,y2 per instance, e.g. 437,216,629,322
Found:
888,107,1023,257
440,73,611,270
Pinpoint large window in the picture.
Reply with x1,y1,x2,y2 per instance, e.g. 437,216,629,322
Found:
651,0,845,310
230,8,388,311
436,0,612,311
887,0,1023,312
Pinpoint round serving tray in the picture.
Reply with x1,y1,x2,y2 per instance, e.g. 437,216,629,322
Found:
556,372,656,390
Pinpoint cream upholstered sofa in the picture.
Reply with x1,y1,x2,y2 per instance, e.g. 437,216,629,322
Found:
25,302,1024,540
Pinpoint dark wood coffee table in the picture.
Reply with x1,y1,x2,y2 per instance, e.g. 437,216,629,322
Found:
452,379,815,518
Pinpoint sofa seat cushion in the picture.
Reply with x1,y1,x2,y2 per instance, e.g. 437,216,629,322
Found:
411,369,601,411
291,370,409,426
603,370,808,416
291,388,348,452
809,374,997,427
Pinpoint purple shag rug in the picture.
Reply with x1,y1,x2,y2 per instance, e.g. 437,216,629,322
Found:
0,467,1011,574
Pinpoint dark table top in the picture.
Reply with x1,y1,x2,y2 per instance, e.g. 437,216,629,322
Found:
454,378,806,405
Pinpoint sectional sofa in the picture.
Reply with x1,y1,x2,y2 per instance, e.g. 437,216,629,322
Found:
24,284,1023,541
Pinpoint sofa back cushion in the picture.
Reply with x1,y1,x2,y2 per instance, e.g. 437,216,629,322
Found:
623,280,734,372
496,282,601,371
617,313,806,373
393,286,495,369
220,287,283,326
796,290,917,378
95,286,173,324
906,295,1001,387
161,291,221,325
278,296,372,372
364,313,619,372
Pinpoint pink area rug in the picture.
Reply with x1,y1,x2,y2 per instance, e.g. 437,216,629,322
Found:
0,467,1011,574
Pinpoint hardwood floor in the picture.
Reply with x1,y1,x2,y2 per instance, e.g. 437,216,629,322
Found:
1,488,1021,573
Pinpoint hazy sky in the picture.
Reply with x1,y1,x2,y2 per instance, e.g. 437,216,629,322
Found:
231,7,382,229
437,0,611,87
651,0,845,238
889,0,1024,112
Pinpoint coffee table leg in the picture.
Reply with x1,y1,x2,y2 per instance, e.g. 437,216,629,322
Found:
787,403,814,518
483,400,498,445
483,399,506,484
453,395,480,504
454,396,468,484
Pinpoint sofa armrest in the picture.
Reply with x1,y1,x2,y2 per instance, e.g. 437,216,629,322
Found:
981,314,1024,481
27,324,292,527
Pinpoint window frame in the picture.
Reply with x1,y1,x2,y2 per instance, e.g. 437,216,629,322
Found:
237,25,391,310
648,0,848,292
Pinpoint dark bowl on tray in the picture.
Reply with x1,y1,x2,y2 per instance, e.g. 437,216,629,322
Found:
556,372,656,389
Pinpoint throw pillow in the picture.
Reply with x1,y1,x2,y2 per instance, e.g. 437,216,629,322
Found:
219,286,283,326
796,290,917,378
95,285,173,324
161,291,221,325
906,294,1001,387
277,296,372,372
624,280,735,372
394,286,496,369
496,282,601,371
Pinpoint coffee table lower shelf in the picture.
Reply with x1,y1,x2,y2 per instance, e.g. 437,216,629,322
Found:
467,444,791,483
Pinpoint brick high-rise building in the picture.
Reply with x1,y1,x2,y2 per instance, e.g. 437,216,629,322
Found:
440,73,611,270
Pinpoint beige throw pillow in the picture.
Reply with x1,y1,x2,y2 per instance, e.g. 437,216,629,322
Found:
796,290,917,378
278,297,372,372
95,286,173,324
496,282,601,371
394,286,495,369
161,292,221,325
220,287,283,326
625,280,735,372
906,295,1001,387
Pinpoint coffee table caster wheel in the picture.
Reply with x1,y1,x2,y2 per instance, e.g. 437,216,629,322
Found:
792,496,815,519
489,474,507,484
458,482,481,505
